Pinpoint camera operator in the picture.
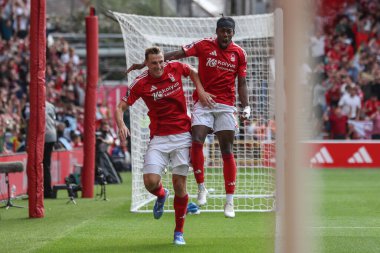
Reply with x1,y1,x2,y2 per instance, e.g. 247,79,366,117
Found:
96,120,113,153
95,120,122,184
44,101,57,198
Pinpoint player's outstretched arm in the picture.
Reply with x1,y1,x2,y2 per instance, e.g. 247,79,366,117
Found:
164,49,186,61
238,76,250,120
125,63,145,74
125,49,186,74
115,101,131,143
189,67,216,108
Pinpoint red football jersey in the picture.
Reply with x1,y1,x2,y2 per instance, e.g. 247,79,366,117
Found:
183,37,247,106
122,61,191,137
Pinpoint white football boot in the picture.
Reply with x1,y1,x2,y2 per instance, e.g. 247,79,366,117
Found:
197,183,208,206
224,202,235,218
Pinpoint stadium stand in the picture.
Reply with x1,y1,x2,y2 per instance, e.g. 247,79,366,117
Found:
0,0,129,160
311,0,380,140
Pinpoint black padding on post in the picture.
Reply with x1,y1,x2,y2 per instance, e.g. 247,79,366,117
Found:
0,162,24,173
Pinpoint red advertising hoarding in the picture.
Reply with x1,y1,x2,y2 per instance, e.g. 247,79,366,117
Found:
0,149,83,200
261,141,380,168
306,141,380,168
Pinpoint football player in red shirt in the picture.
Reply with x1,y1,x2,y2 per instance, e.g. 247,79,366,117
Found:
116,47,210,245
127,17,250,218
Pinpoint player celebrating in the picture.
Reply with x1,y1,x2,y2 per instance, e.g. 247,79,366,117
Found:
116,46,211,245
127,17,250,218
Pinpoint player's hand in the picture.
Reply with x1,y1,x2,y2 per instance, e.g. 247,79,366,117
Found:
241,106,251,121
125,63,145,74
198,91,216,108
118,125,130,142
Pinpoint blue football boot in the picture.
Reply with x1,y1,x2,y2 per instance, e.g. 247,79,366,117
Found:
173,231,186,245
153,188,169,219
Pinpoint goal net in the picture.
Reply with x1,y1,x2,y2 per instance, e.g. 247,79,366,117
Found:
113,12,278,212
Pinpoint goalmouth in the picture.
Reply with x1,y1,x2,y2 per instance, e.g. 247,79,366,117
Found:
113,11,283,213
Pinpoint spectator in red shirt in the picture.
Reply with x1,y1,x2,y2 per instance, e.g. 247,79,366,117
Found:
325,78,341,107
364,94,380,117
371,105,380,139
324,106,348,139
352,15,371,51
338,35,354,60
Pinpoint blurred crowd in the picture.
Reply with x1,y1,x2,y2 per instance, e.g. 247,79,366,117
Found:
0,0,32,154
0,0,127,158
1,0,379,159
311,0,380,140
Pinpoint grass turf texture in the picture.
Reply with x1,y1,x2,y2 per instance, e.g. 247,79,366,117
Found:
2,169,380,252
0,172,274,253
312,169,380,253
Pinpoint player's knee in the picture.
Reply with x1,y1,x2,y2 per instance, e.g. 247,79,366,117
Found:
144,182,159,192
192,134,205,143
143,175,160,192
191,126,209,143
172,181,185,192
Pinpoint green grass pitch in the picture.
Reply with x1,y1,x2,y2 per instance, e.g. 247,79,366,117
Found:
312,169,380,253
1,169,380,253
0,172,274,253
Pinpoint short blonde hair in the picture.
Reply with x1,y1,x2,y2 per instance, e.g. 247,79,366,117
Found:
145,46,162,60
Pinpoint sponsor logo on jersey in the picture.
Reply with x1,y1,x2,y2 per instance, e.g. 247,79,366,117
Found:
168,73,176,82
209,50,217,56
152,82,180,101
206,58,217,67
347,146,373,164
310,147,333,164
206,58,236,71
150,85,157,92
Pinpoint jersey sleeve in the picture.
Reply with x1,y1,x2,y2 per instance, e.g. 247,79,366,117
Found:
169,61,191,78
238,48,248,77
178,62,191,77
182,63,191,77
182,39,202,57
122,80,142,106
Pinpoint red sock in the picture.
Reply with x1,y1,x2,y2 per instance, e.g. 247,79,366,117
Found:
149,182,166,198
222,153,236,194
191,141,204,184
174,194,188,233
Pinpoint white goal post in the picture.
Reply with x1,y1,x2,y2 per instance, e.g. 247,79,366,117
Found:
113,11,282,213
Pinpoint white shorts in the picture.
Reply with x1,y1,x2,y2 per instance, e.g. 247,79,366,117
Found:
143,132,191,176
191,102,239,133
